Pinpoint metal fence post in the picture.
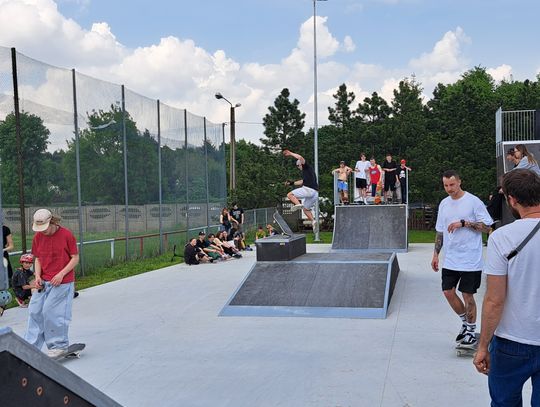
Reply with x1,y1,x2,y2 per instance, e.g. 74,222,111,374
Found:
157,99,163,253
121,85,129,260
203,118,210,230
71,69,85,275
10,48,27,252
184,110,190,238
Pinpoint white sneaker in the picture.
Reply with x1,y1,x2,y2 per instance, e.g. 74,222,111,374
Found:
312,220,319,234
291,204,304,212
47,348,68,358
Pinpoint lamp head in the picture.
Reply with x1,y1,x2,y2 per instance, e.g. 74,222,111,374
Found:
215,92,223,100
235,103,241,108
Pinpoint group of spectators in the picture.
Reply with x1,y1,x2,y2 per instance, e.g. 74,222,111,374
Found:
332,152,412,205
183,202,252,266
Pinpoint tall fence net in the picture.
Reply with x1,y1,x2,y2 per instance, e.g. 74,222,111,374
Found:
0,47,229,273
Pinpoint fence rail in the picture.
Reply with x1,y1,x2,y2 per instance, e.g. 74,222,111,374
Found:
0,46,228,274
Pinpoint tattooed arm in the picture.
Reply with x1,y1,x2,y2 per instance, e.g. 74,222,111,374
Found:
465,221,491,233
431,232,443,272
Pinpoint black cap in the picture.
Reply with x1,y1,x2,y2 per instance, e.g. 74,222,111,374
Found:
198,231,206,236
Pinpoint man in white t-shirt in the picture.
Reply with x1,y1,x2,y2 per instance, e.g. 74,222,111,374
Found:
431,170,492,349
473,169,540,405
354,152,370,204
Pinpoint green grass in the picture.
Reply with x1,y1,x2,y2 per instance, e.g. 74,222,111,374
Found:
408,230,436,243
3,228,439,312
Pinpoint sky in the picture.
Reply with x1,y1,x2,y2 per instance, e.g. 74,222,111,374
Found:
1,0,539,145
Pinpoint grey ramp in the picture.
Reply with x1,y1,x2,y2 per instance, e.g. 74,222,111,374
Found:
0,327,121,407
230,262,387,308
222,252,400,318
332,205,407,251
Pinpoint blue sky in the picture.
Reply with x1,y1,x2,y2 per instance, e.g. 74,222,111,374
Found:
1,0,539,144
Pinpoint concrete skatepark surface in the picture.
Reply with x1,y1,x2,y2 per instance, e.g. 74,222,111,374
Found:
0,244,532,406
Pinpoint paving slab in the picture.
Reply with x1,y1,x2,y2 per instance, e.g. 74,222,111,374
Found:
0,244,532,406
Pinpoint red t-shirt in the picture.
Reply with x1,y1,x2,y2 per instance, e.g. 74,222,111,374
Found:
369,165,381,184
32,226,78,284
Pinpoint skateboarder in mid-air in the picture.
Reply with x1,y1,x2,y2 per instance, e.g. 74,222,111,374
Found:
283,149,319,233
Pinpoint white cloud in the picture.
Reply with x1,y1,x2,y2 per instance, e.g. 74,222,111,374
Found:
410,27,470,73
1,2,527,147
487,64,513,82
342,36,356,53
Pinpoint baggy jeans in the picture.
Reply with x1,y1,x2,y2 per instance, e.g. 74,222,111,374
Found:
24,281,74,351
489,335,540,407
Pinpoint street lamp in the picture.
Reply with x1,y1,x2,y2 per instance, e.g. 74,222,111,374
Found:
312,0,327,242
215,92,241,191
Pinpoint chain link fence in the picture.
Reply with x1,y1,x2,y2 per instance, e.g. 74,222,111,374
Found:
0,47,234,273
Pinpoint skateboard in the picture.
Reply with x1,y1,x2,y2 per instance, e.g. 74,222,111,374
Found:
52,343,86,361
455,333,479,357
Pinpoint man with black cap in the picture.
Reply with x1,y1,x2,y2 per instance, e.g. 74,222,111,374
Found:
283,149,319,233
24,209,79,358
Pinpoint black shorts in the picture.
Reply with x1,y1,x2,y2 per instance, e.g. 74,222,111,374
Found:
384,180,396,192
441,268,482,294
355,178,367,189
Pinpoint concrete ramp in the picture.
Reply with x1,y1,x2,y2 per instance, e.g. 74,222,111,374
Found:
332,205,408,252
220,252,400,319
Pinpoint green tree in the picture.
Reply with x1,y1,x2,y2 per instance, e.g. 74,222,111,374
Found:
261,88,307,152
62,105,159,205
356,92,391,123
328,83,356,128
0,111,51,205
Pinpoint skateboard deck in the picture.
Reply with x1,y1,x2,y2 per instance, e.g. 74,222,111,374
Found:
455,333,479,357
273,211,294,237
53,343,86,360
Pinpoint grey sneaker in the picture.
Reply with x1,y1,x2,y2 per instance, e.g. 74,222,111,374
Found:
312,220,319,234
459,332,478,349
47,348,68,358
455,325,467,343
291,204,304,212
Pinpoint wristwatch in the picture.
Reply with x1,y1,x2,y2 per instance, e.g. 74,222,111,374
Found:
460,219,466,228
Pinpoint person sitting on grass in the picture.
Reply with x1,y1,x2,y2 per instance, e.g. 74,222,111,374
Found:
184,238,213,265
266,224,278,236
255,226,266,239
196,231,223,261
210,233,242,258
12,253,37,307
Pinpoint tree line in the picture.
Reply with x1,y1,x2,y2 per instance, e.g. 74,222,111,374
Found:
1,67,540,212
0,106,226,206
231,68,540,213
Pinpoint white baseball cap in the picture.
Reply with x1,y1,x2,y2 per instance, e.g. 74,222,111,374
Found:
32,209,52,232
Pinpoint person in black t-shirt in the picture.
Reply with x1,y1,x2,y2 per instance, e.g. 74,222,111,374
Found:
230,203,244,232
381,153,398,204
283,149,319,233
184,238,213,265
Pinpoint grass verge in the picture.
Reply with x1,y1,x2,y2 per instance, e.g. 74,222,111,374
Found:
3,229,437,311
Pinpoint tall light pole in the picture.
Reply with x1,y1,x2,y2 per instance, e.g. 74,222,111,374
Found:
313,0,326,242
215,92,241,191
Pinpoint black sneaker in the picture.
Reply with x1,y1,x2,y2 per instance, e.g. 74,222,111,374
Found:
459,332,478,349
73,291,79,299
455,325,467,343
